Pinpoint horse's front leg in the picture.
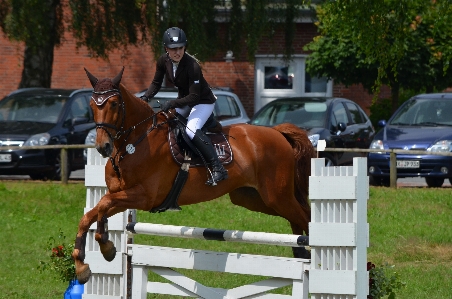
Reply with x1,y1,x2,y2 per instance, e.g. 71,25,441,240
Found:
71,198,127,284
72,205,99,284
94,206,126,263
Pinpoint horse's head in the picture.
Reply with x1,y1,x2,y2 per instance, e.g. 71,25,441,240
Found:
85,67,125,158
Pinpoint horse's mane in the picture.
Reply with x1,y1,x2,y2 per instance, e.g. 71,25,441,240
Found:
119,83,155,115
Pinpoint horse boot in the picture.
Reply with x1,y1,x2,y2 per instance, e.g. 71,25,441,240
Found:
191,129,228,186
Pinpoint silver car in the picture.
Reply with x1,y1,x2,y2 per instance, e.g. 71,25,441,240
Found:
135,87,250,126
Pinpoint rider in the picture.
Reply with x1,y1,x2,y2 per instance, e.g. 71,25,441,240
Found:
140,27,228,186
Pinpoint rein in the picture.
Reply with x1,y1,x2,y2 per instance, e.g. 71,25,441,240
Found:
110,112,169,169
92,88,170,179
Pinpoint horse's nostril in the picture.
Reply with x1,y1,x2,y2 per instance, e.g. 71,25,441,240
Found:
105,143,111,155
96,143,112,158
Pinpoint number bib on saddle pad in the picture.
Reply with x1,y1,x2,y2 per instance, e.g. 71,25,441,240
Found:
167,122,233,167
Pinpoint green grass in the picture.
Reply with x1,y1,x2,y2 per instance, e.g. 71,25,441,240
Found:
0,181,451,299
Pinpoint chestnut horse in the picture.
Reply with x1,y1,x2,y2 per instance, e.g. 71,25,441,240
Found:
72,67,316,284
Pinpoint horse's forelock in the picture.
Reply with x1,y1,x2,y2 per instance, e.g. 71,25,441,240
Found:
95,78,118,91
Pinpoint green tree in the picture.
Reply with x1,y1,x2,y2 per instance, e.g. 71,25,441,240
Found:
304,0,452,113
0,0,312,89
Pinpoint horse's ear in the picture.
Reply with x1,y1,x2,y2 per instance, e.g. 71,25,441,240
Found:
112,66,125,87
84,68,98,88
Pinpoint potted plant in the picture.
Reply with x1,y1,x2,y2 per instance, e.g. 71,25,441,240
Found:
39,229,83,299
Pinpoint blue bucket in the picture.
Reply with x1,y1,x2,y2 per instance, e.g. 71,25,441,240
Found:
64,279,84,299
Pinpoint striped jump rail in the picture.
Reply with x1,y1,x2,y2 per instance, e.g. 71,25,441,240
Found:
126,221,309,247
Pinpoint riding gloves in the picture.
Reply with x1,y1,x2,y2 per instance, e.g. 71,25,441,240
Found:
160,100,174,112
139,95,148,102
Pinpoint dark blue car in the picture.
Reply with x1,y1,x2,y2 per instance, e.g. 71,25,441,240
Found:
250,97,375,166
0,88,95,180
368,93,452,187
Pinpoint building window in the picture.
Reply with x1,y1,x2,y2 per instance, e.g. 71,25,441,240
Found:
264,66,294,90
254,55,332,112
305,73,328,93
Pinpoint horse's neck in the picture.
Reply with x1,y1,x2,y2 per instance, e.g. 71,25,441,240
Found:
123,96,154,131
116,97,171,152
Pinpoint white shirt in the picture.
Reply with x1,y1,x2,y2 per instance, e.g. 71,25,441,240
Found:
172,62,179,77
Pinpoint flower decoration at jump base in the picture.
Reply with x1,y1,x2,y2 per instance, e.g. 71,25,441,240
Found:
39,229,76,282
367,261,406,299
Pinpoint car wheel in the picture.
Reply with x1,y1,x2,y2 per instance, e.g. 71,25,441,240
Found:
369,176,390,187
29,173,47,180
369,175,379,186
47,153,71,181
425,177,444,188
321,153,336,167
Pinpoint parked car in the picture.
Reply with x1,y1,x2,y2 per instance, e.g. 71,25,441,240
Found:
368,93,452,187
135,87,250,126
84,87,250,162
249,97,375,166
0,88,95,180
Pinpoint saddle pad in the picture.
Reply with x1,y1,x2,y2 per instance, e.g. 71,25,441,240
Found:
168,129,233,167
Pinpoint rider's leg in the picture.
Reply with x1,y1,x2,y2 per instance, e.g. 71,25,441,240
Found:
186,104,228,185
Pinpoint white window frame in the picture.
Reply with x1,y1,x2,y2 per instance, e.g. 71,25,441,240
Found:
254,55,333,113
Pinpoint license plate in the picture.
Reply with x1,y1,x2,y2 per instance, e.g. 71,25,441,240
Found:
397,160,419,168
0,154,11,163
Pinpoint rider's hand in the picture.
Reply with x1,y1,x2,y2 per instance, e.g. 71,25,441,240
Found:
139,95,148,102
160,100,173,112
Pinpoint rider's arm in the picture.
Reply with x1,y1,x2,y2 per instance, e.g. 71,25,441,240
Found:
142,56,166,101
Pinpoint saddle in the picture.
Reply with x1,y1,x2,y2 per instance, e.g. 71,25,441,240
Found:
150,113,232,213
167,113,233,166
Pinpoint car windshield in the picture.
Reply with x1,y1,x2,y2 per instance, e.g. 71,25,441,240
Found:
390,98,452,126
0,94,67,124
251,101,327,128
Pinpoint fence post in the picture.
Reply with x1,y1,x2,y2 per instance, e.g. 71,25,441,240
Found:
61,148,68,184
390,151,397,189
309,157,369,298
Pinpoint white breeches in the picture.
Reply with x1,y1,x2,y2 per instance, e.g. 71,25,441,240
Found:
175,103,215,139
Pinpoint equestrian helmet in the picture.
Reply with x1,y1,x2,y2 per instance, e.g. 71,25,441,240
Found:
163,27,187,48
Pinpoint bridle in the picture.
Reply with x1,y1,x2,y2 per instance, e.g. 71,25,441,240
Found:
91,88,169,178
92,89,127,141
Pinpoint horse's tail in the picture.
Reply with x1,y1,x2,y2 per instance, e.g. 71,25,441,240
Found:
272,123,316,215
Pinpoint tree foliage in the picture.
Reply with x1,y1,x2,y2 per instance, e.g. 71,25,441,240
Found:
0,0,314,88
305,0,452,112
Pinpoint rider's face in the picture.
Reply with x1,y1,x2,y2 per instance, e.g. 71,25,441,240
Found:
166,46,185,62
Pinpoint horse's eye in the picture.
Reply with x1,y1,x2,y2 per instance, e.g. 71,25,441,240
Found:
110,101,118,109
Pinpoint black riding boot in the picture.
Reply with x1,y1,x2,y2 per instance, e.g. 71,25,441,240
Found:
191,129,228,186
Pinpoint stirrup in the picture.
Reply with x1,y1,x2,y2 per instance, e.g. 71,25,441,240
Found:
206,168,228,186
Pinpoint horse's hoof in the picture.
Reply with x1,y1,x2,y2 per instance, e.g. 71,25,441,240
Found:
100,240,116,262
76,264,92,284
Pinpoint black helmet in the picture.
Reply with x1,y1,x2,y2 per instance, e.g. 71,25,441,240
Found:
163,27,187,48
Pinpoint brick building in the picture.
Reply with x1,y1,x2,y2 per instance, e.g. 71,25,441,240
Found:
0,17,388,118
